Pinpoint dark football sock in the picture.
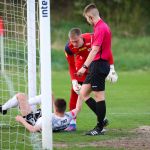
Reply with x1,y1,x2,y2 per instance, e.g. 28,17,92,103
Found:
85,97,97,115
96,100,106,128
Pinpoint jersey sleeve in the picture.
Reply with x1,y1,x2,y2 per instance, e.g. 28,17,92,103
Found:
66,110,77,119
92,27,105,47
67,109,77,119
64,43,77,80
93,27,114,65
108,50,114,65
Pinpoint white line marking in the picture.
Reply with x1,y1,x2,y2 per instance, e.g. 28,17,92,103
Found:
109,112,150,115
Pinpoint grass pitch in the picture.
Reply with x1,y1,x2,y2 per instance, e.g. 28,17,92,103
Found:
0,70,150,150
52,70,150,150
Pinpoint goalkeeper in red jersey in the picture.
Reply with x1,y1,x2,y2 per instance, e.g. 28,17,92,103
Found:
64,28,118,131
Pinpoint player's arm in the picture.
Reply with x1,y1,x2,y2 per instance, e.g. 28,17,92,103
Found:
64,44,77,80
106,50,118,83
83,28,105,68
77,28,104,76
108,50,114,65
16,115,41,132
66,95,83,120
64,44,81,94
77,46,100,76
71,94,83,116
52,94,56,114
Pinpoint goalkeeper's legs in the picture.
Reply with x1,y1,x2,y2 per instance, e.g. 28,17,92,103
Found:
69,88,78,110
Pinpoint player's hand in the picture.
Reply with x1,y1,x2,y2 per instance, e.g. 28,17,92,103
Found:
16,115,24,123
106,65,118,83
72,80,81,95
77,67,86,77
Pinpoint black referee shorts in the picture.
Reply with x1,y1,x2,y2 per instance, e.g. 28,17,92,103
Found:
83,59,110,91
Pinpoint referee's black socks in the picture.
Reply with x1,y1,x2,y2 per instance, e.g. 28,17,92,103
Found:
85,97,97,115
85,98,106,128
96,100,106,128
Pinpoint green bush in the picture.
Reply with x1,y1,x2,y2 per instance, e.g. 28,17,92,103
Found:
51,36,150,71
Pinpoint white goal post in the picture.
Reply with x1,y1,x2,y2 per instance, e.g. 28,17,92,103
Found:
0,0,52,149
0,16,4,73
39,0,53,149
27,0,37,104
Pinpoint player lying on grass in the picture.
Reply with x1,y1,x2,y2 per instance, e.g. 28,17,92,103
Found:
0,93,108,132
0,93,80,132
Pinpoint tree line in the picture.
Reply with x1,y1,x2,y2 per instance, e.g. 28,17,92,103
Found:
1,0,150,36
50,0,150,36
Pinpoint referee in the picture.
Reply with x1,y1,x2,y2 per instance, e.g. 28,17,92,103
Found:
77,3,113,135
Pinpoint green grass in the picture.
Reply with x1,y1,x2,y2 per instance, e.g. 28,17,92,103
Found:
53,70,150,149
3,34,150,71
51,36,150,71
51,20,150,71
0,70,150,150
112,36,150,71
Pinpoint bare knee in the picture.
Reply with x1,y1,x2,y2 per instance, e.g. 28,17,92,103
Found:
16,93,27,102
94,91,105,101
79,84,91,101
80,90,90,100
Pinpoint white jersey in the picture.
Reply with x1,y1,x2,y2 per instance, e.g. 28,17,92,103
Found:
35,110,76,132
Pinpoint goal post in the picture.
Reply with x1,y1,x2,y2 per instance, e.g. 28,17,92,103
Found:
39,0,53,149
27,0,37,112
0,0,52,149
0,16,4,73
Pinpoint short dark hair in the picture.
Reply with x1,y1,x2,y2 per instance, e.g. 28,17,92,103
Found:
68,28,82,38
54,98,66,113
83,3,97,16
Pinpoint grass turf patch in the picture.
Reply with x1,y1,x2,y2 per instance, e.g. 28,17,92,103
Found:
0,70,150,149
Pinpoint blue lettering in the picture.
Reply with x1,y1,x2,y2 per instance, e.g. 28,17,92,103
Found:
41,1,48,17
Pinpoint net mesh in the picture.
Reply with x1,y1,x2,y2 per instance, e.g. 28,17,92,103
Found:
0,1,41,149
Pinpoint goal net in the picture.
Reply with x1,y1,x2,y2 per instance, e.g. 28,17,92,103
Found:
0,0,52,149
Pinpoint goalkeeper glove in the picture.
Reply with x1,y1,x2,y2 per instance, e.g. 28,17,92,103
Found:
106,65,118,83
72,80,81,95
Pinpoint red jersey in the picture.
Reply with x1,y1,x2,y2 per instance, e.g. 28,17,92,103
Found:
65,33,92,82
0,17,4,36
65,33,114,82
92,19,112,61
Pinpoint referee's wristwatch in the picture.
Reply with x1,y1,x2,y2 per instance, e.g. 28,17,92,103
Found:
82,64,88,70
